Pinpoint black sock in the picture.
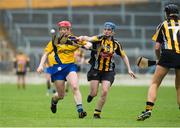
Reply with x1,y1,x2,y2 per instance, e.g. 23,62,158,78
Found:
145,101,154,111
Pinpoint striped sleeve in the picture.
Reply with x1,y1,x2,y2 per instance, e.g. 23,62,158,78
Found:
152,22,164,43
114,41,126,57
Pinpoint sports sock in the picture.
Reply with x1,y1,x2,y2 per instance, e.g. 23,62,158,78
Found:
145,101,154,111
94,109,101,115
76,104,83,113
52,97,58,104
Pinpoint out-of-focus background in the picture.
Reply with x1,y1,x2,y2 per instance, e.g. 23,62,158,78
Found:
0,0,179,84
1,1,180,127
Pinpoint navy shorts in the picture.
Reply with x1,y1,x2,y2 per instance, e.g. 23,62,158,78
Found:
51,64,77,82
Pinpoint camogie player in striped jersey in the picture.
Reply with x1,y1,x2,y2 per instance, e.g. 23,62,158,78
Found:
79,22,136,118
137,3,180,121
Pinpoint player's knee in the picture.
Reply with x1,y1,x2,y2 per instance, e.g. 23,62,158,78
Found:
57,94,64,100
71,85,79,92
102,90,108,96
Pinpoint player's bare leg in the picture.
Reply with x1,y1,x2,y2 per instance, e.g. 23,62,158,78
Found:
45,73,51,95
137,65,169,121
87,80,99,103
22,76,26,89
175,69,180,109
94,80,110,118
65,82,70,93
50,80,65,113
147,65,169,102
17,76,21,89
66,71,86,118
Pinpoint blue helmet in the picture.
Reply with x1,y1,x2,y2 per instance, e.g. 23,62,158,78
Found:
104,22,116,31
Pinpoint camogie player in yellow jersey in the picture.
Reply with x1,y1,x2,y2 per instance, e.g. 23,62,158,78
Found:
37,21,92,118
79,22,136,118
13,51,30,89
137,3,180,121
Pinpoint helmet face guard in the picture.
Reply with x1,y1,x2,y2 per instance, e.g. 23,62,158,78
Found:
164,4,179,17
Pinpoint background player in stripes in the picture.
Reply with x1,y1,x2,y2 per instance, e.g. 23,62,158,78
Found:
13,51,30,89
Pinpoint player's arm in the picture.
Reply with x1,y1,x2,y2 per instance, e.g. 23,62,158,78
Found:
78,35,103,50
115,42,136,79
37,41,52,73
13,58,17,69
78,36,93,41
121,54,136,79
78,35,99,42
26,56,30,72
82,41,92,49
154,42,161,60
37,52,49,73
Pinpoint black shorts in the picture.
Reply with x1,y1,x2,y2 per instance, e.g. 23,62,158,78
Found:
87,68,115,84
158,50,180,69
16,72,26,76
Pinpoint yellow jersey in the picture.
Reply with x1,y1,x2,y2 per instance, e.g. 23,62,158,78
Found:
44,35,86,66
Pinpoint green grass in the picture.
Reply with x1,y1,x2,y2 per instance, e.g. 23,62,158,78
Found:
0,84,180,127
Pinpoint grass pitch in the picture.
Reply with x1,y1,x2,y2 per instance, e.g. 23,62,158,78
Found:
0,84,180,127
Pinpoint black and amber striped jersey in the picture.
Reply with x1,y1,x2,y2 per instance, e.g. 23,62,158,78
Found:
88,35,126,71
152,19,180,54
14,53,30,73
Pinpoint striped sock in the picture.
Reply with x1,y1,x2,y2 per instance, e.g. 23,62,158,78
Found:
94,109,101,115
145,101,154,111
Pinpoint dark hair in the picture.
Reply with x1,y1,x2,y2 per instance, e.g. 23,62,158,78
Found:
164,3,179,19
